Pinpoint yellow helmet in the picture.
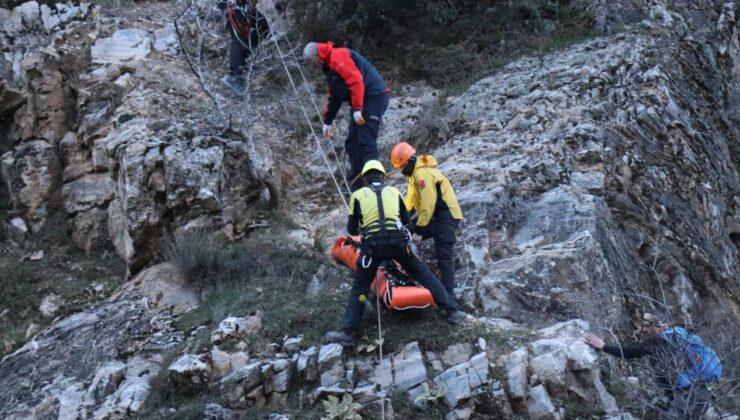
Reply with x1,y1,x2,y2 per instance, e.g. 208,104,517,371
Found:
361,160,386,176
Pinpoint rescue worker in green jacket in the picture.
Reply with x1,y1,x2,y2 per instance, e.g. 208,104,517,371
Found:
326,160,466,346
390,142,464,299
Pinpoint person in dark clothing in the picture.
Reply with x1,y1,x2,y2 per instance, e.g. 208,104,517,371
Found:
584,314,713,418
303,42,391,192
325,160,466,346
390,142,464,299
218,0,270,93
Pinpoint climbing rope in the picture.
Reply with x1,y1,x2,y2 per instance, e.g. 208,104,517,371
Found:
262,13,386,419
281,35,352,194
262,18,349,211
375,288,386,419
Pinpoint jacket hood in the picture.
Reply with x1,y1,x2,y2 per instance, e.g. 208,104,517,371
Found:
317,41,334,64
415,155,438,169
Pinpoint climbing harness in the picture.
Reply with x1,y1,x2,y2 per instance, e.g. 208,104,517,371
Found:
226,3,252,40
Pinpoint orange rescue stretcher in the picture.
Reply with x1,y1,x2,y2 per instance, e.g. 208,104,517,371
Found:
331,236,435,310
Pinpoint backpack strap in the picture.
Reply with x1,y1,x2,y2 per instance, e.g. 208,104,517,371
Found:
373,184,387,227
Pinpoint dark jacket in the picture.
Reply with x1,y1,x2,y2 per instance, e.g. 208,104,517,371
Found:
603,335,687,389
317,42,389,125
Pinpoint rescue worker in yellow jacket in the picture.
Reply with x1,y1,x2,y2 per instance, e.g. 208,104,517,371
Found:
326,160,466,346
390,142,463,299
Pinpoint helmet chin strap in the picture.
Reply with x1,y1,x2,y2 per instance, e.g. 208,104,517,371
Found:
401,155,417,177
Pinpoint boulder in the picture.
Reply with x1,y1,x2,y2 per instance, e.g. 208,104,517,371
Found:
85,361,126,404
211,314,262,343
526,385,560,420
16,1,40,29
283,335,303,352
210,346,249,380
220,362,263,408
168,354,211,395
297,346,318,381
117,263,198,314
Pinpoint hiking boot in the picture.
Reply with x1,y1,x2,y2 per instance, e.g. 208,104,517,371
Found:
446,310,468,325
221,75,246,94
325,330,356,346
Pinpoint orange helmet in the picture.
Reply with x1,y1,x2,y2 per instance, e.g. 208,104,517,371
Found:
390,142,416,168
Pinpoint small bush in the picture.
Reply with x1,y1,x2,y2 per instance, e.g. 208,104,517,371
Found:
163,231,229,294
170,231,347,351
290,0,596,89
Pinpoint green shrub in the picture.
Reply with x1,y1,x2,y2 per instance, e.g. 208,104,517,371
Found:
290,0,596,89
170,232,347,351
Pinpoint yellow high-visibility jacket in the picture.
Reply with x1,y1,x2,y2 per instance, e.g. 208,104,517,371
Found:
348,183,408,237
404,155,463,227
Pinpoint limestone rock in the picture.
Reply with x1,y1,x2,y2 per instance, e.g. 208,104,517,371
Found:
153,28,178,55
62,173,115,214
0,8,23,36
318,343,345,387
7,217,28,244
1,140,62,231
210,346,249,381
283,335,303,352
434,352,489,407
391,342,427,390
526,385,560,420
39,294,63,317
16,1,40,29
91,29,152,64
297,346,318,381
85,361,126,404
441,343,473,367
504,347,529,401
168,354,211,395
119,262,198,314
220,362,262,408
211,314,262,343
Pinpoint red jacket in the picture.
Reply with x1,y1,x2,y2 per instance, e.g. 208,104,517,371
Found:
318,42,388,124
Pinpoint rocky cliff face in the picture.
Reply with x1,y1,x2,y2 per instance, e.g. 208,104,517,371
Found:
440,1,740,329
0,0,738,419
0,2,276,272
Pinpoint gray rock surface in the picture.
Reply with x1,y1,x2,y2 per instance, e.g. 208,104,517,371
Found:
91,29,151,64
433,352,490,407
390,342,427,391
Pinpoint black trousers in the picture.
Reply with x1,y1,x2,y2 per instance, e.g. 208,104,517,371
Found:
346,92,390,191
228,13,269,76
419,216,460,297
339,248,458,334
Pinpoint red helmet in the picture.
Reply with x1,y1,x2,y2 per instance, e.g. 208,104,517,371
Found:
390,142,416,169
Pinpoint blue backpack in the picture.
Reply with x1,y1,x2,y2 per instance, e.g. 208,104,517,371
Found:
662,327,723,389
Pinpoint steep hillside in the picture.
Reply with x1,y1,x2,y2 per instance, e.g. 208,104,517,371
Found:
0,0,737,419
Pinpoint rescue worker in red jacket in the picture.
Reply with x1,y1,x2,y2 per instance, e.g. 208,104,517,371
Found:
391,142,464,299
326,160,466,346
303,41,390,191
